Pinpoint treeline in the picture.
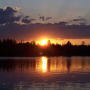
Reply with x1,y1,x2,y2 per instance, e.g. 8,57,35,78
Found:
0,39,90,57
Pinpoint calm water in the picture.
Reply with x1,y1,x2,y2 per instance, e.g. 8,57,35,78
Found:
0,57,90,90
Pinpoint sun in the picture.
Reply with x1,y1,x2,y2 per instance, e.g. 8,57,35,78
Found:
40,40,48,46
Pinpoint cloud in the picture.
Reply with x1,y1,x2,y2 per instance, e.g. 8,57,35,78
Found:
22,16,35,24
39,16,52,21
1,22,90,40
46,17,52,20
24,16,30,18
58,22,68,25
72,18,86,22
67,17,88,25
0,6,22,24
0,6,36,25
39,16,45,21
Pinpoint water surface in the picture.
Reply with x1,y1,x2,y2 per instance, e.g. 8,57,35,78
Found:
0,56,90,90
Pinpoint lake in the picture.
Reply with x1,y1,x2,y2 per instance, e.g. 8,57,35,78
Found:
0,56,90,90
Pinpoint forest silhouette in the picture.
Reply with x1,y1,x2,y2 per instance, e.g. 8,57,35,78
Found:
0,39,90,57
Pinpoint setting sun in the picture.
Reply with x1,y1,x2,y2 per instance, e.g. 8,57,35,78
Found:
40,40,48,46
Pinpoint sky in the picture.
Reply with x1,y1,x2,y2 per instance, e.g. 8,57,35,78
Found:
0,0,90,44
1,0,90,22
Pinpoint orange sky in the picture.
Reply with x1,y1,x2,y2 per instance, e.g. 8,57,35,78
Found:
36,38,90,45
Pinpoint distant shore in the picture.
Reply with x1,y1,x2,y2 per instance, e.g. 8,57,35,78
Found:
0,39,90,57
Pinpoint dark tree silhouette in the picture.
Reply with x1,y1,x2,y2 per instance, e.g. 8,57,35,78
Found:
0,39,90,57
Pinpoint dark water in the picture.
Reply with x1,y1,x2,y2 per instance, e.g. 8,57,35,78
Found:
0,57,90,90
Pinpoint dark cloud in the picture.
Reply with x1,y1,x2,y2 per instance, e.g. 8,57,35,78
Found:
39,16,45,21
0,7,22,24
0,6,36,25
46,17,52,20
72,17,86,22
58,22,68,26
39,16,52,21
24,16,30,18
68,17,88,25
22,16,35,24
0,22,90,40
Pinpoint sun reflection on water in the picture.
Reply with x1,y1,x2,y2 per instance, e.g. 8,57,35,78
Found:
42,57,48,72
36,56,48,72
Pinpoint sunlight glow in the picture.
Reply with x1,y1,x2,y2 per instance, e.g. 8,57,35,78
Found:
40,40,48,46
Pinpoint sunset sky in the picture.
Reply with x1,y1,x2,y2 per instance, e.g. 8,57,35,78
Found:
0,0,90,45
